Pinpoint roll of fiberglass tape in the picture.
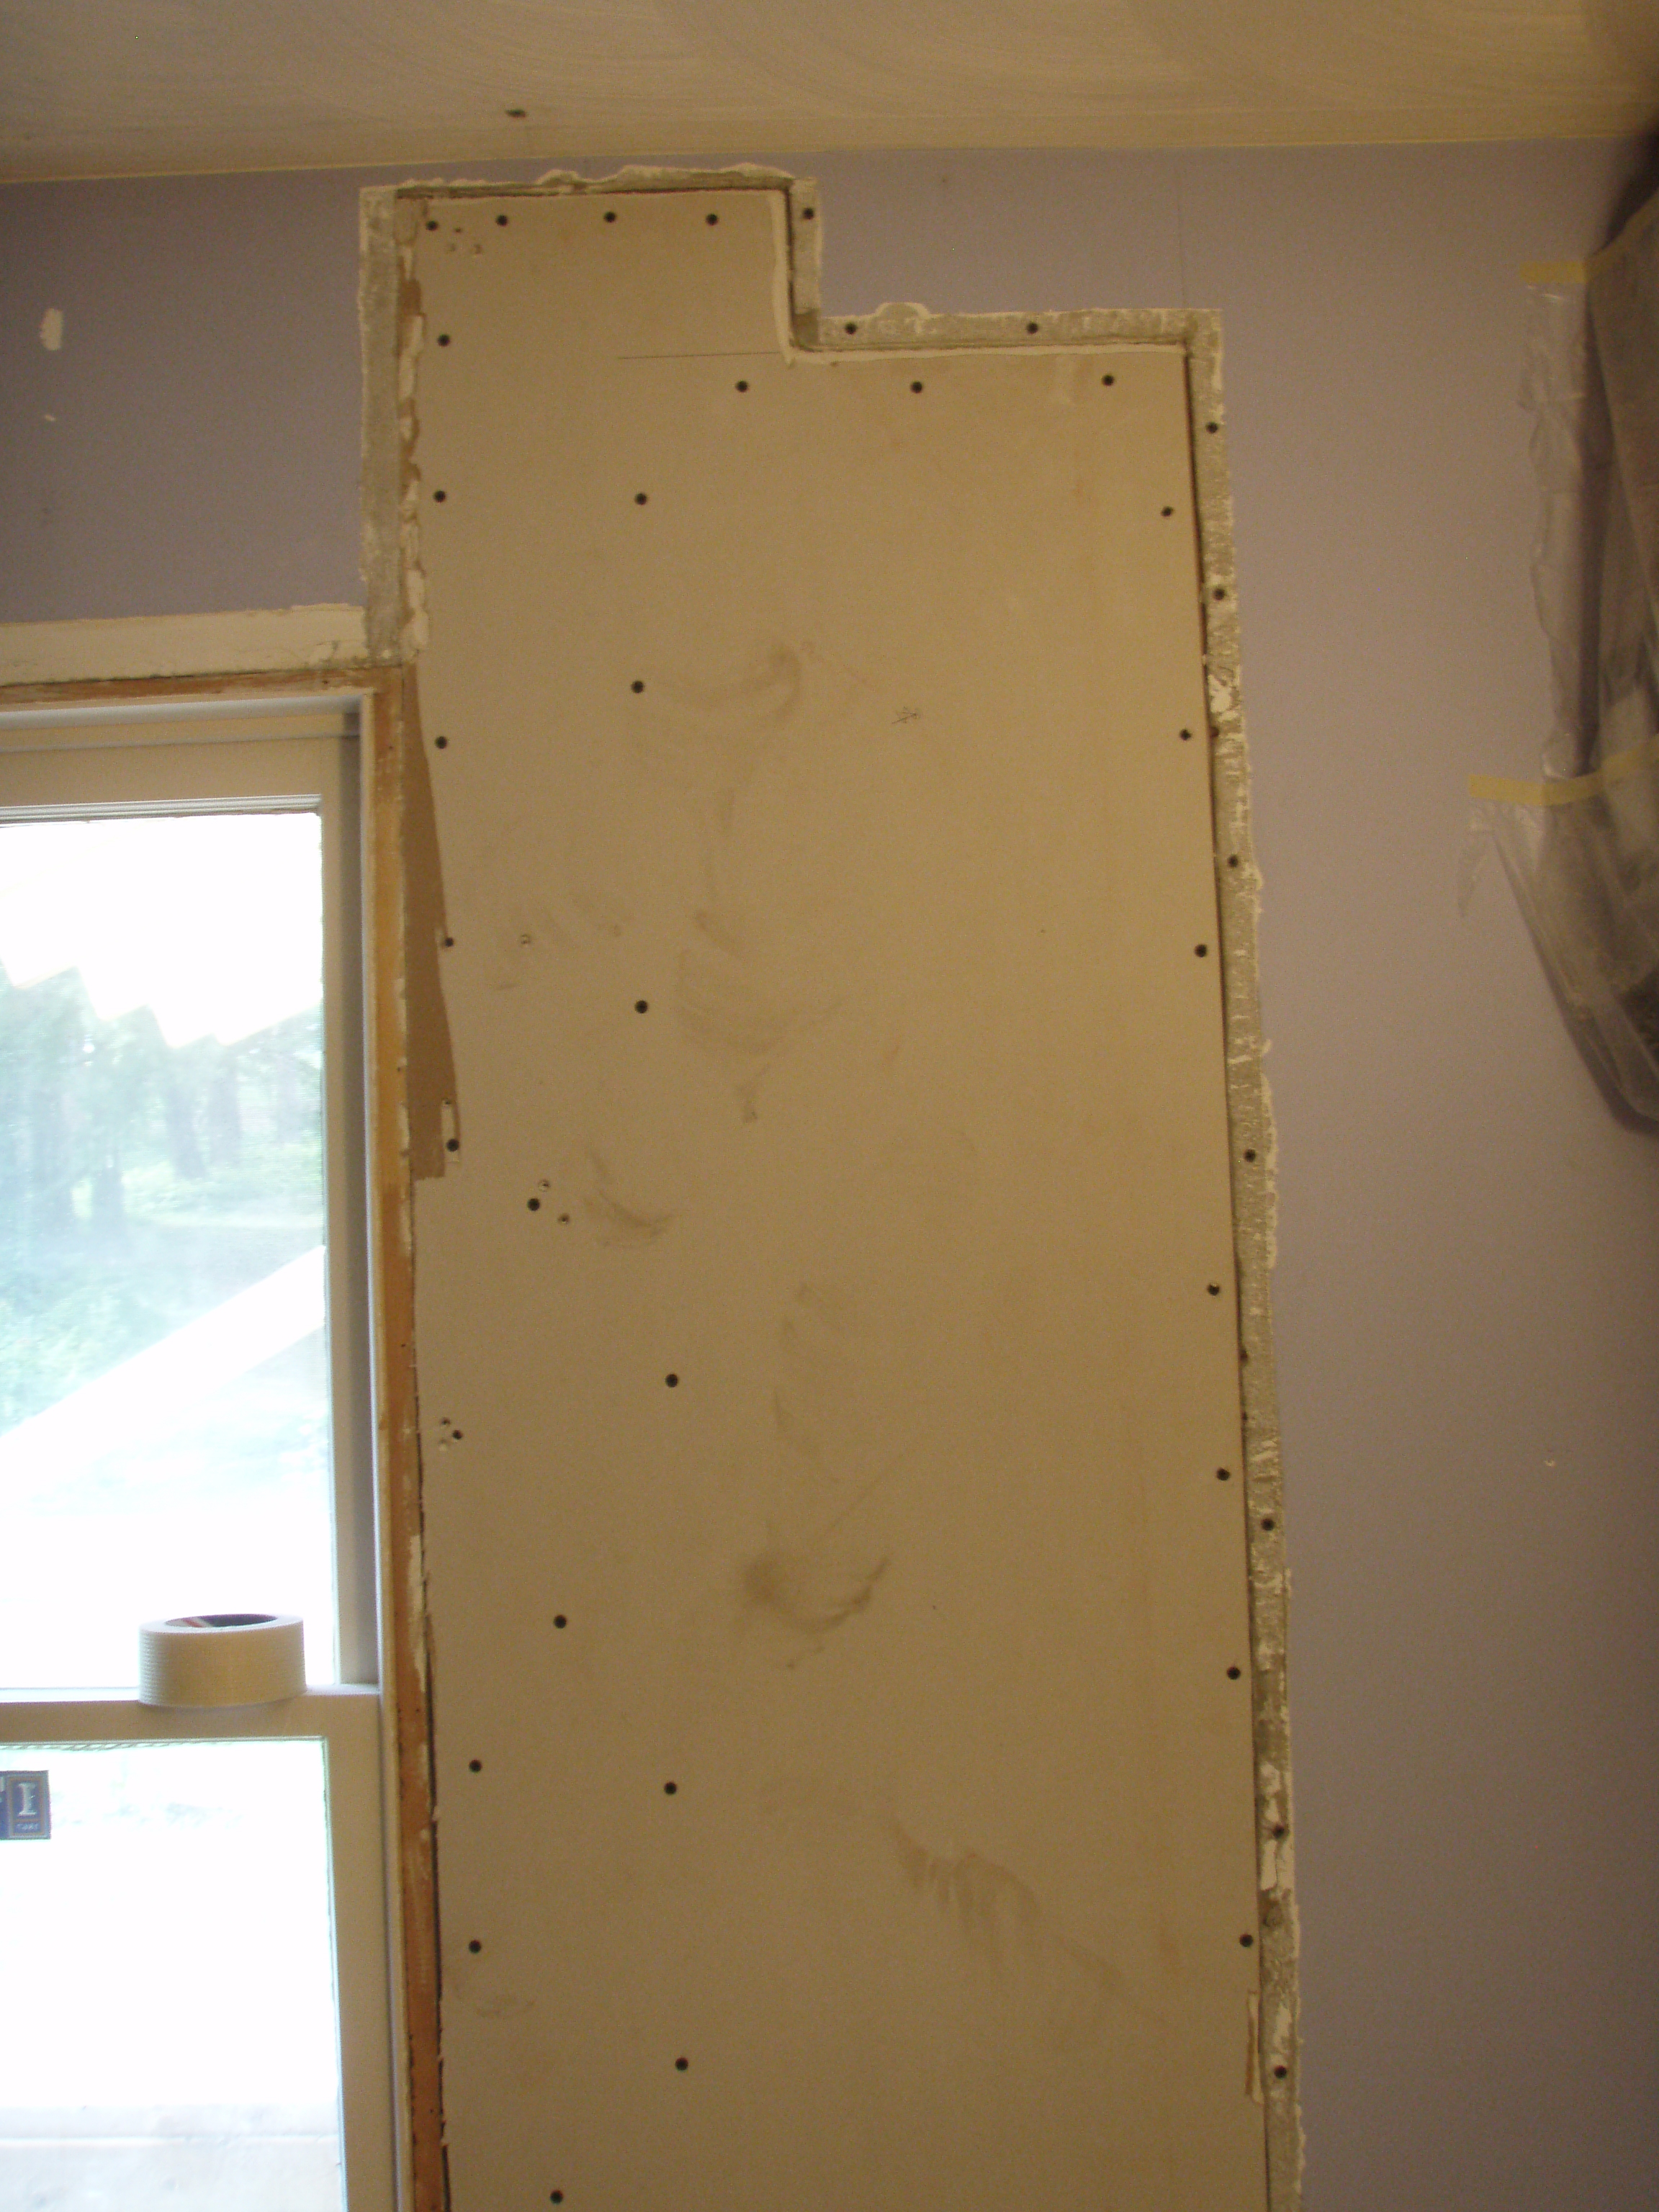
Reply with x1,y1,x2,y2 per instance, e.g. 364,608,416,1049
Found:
138,1613,305,1707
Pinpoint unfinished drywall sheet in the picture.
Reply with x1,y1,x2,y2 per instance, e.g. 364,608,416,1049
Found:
402,179,1272,2211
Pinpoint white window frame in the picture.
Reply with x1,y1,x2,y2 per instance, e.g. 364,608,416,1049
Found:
0,691,400,2212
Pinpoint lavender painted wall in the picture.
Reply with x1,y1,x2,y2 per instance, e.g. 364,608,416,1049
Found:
4,139,1658,2210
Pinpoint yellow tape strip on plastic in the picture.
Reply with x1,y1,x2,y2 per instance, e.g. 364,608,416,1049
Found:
1519,258,1588,287
1469,737,1659,809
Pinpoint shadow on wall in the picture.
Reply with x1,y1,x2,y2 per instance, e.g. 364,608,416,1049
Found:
1603,127,1659,244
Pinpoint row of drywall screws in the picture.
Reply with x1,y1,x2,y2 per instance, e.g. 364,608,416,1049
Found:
424,201,813,232
428,904,1218,978
420,209,1228,491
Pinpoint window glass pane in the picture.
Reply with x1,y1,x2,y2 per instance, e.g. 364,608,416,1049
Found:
0,1737,344,2211
0,814,336,1687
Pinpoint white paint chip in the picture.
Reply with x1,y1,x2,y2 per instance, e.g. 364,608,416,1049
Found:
39,307,64,351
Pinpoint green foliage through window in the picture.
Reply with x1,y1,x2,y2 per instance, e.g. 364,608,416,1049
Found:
0,966,323,1431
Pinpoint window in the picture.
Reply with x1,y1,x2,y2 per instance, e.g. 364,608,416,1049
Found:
0,693,396,2212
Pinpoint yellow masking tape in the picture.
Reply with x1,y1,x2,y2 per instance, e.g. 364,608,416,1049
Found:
1520,258,1587,287
1469,736,1659,809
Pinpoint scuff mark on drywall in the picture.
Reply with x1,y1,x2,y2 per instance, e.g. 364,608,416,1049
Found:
631,642,803,829
729,1290,902,1665
38,307,63,351
739,1544,886,1661
639,635,860,1115
398,674,459,1182
891,1822,1122,2052
584,1188,673,1246
771,1285,910,1505
582,1147,674,1246
469,1990,536,2020
674,899,842,1123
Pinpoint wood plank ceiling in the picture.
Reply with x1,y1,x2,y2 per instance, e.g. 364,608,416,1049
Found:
3,0,1657,179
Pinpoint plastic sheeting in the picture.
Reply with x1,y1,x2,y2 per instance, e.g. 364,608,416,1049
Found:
1474,190,1659,1115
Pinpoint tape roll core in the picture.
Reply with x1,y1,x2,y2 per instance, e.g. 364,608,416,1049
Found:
138,1612,306,1707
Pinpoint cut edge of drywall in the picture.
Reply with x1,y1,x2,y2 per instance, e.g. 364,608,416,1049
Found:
360,189,403,666
362,168,1301,2211
1184,311,1303,2212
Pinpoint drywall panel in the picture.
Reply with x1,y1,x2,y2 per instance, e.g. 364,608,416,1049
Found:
403,180,1267,2208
